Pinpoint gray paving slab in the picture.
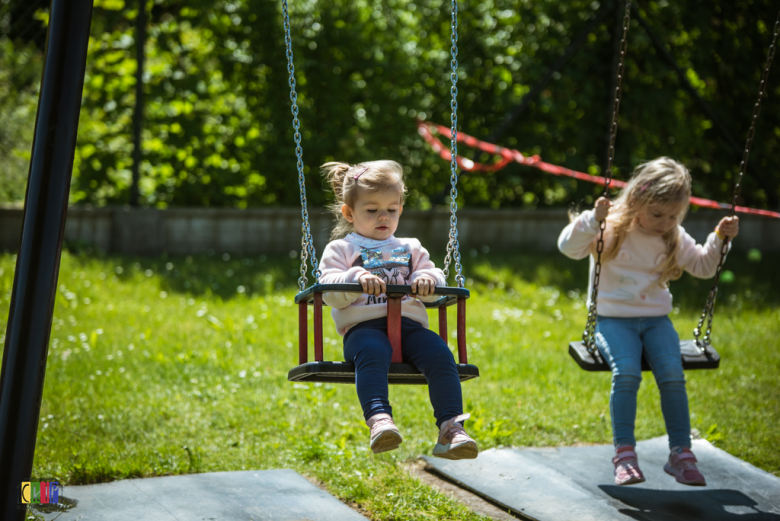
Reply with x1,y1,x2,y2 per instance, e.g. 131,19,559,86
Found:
33,469,368,521
424,437,780,521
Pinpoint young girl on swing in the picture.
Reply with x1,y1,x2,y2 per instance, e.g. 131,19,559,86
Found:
318,160,478,460
558,157,739,486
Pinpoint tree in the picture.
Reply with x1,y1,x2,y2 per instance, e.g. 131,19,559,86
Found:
2,0,778,210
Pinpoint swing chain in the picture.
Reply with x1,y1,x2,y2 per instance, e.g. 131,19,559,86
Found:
442,0,464,288
583,0,632,353
282,0,320,291
693,9,780,349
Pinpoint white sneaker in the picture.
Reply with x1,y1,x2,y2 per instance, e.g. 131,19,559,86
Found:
366,413,402,454
432,413,478,460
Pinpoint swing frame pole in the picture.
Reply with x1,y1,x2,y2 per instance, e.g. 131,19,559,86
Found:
0,0,94,516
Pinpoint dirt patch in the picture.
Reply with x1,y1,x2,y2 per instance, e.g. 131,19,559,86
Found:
302,456,540,521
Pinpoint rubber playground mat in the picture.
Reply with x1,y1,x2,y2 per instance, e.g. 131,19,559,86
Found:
32,469,367,521
423,436,780,521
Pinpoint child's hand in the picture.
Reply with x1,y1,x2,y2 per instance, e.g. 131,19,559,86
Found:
717,216,739,239
594,196,612,222
358,272,386,296
411,275,436,297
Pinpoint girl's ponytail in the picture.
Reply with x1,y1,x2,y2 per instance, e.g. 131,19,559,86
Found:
321,162,352,204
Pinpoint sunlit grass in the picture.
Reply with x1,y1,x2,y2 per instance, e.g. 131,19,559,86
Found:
0,247,778,520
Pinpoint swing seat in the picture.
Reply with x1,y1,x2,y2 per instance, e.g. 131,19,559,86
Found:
289,284,479,385
288,361,480,385
568,340,721,372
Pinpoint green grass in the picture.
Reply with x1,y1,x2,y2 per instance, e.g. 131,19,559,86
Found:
1,246,778,521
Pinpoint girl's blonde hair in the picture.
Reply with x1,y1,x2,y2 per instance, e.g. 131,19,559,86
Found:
321,160,407,239
602,157,692,286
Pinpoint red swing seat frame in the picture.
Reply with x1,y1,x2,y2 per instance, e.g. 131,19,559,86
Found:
289,284,479,385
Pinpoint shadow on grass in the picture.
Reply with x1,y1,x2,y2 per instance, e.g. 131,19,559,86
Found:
61,242,780,310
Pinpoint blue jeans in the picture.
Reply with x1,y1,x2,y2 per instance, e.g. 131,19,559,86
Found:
595,315,691,450
344,317,463,428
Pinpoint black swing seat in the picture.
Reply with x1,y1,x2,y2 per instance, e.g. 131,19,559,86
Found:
288,361,480,385
568,340,720,372
293,283,469,307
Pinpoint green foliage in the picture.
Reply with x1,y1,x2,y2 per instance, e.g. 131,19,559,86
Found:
2,0,779,209
0,37,42,203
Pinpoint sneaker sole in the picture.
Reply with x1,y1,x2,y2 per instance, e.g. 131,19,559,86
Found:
371,430,402,454
663,463,707,486
615,474,646,486
432,440,479,460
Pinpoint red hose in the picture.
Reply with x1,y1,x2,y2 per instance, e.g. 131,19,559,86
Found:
418,121,780,219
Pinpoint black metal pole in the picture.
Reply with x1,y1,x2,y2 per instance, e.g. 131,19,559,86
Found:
130,0,146,207
0,0,93,517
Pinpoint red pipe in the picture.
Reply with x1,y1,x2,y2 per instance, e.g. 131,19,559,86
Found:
314,293,324,361
438,306,448,344
387,297,403,363
298,301,308,365
457,298,467,364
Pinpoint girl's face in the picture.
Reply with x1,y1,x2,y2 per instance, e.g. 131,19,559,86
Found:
341,188,403,240
635,200,686,236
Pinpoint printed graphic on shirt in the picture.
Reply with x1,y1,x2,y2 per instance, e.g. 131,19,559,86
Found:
353,246,413,305
610,288,635,301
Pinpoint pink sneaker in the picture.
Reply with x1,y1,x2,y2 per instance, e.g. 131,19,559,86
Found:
366,413,402,454
664,448,706,486
612,446,646,485
432,414,478,460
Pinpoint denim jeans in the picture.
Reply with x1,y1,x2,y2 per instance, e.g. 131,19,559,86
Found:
344,317,463,428
595,315,691,449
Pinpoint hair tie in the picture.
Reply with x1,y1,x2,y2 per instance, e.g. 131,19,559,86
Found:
640,182,651,191
352,166,369,180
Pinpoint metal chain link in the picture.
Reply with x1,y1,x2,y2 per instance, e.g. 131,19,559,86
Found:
282,0,319,291
441,0,465,288
693,8,780,350
582,0,632,354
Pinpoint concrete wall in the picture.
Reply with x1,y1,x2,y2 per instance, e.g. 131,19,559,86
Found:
1,206,778,256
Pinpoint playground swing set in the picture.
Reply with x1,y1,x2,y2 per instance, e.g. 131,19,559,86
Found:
1,0,779,517
282,0,780,383
281,0,480,385
282,0,779,383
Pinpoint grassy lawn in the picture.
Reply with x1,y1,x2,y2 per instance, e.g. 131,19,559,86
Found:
1,246,778,521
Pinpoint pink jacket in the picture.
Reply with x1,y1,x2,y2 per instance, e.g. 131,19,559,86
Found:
558,210,728,317
319,233,446,336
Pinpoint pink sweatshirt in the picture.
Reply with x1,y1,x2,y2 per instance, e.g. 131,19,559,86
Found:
558,210,728,317
319,233,447,336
